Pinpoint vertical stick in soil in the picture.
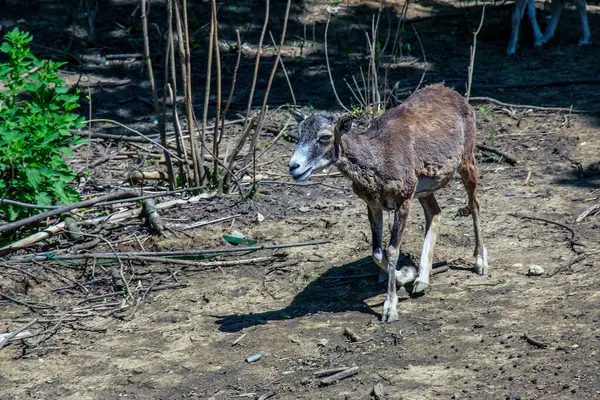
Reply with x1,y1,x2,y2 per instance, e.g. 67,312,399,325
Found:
175,0,202,186
142,0,175,189
211,0,222,188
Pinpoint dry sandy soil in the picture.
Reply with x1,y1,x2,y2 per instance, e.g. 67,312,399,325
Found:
1,0,600,399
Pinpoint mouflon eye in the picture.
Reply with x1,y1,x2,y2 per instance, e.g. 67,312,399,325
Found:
318,135,332,144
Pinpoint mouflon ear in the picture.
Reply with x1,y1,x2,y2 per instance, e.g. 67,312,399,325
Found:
290,109,307,124
335,115,352,137
334,115,352,157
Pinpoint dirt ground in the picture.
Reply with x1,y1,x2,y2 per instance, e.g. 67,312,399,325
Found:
1,0,600,399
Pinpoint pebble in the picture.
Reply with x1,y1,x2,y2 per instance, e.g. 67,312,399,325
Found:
246,354,262,363
299,206,310,213
527,265,545,276
316,338,328,347
256,212,265,222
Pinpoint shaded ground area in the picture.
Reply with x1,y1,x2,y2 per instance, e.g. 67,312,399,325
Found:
1,0,600,399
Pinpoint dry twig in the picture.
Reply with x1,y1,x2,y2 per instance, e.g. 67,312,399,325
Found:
476,144,519,165
523,331,548,348
0,191,137,235
509,213,582,248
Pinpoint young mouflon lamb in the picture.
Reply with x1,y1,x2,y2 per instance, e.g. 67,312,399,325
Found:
288,84,489,323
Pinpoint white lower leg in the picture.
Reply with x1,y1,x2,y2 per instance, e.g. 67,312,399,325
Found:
476,246,489,275
413,215,440,294
382,249,400,323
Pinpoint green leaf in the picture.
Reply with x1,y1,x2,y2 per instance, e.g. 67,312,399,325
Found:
25,168,42,189
35,192,52,206
0,42,12,54
59,146,73,158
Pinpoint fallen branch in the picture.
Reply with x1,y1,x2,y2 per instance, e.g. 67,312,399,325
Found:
82,119,183,161
169,214,241,231
1,192,215,252
476,144,519,165
0,319,38,350
0,191,137,235
105,255,277,268
546,254,589,278
0,292,53,312
313,367,349,378
0,263,41,283
0,199,60,210
11,239,330,263
509,213,582,248
143,199,164,235
576,203,600,222
523,331,548,349
320,366,359,385
469,96,599,114
105,53,143,60
344,327,361,343
77,79,131,88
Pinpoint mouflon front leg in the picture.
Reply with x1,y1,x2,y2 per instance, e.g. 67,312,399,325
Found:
413,194,442,294
507,0,528,55
381,200,410,324
368,204,416,285
368,204,387,271
574,0,591,45
540,0,565,45
526,0,544,46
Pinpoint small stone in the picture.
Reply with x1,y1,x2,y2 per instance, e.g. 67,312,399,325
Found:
512,263,523,268
333,203,345,210
256,212,265,222
527,265,545,276
316,338,328,347
299,206,310,213
230,230,245,239
451,393,461,399
246,354,262,363
571,344,579,349
372,383,385,400
206,205,217,212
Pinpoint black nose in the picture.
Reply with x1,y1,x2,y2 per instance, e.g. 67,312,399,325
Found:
289,162,300,173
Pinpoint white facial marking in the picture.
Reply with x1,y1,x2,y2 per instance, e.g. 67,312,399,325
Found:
290,144,310,172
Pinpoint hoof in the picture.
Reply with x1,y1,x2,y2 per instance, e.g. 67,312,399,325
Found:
475,265,488,276
475,247,489,276
381,297,399,324
578,38,591,46
397,265,418,286
380,310,399,324
412,280,430,294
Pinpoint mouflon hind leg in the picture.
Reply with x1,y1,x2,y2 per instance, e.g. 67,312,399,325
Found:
381,201,410,324
413,194,442,294
459,153,489,276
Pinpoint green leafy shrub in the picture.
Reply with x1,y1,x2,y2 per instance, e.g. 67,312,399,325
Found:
0,28,84,221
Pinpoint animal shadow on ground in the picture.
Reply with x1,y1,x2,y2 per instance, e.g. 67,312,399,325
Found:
214,255,471,333
552,161,600,189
